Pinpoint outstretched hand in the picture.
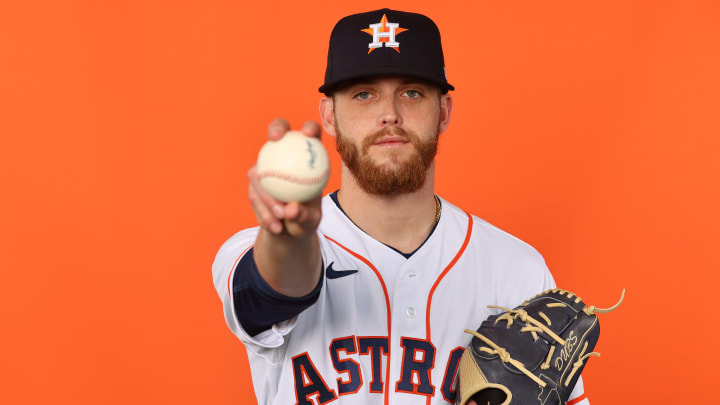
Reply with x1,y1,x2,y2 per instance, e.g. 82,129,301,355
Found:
248,118,324,239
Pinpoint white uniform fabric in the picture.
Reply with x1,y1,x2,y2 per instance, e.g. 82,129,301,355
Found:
213,195,587,404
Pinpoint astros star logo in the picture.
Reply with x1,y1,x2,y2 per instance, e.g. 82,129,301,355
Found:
361,14,408,54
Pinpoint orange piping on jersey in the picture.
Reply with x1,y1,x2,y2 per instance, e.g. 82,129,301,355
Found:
426,210,472,339
325,235,392,405
227,244,254,297
567,393,588,405
424,211,473,405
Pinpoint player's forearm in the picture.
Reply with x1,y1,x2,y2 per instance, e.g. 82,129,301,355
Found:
253,227,323,297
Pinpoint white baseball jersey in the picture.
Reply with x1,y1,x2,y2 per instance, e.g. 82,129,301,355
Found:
212,195,588,405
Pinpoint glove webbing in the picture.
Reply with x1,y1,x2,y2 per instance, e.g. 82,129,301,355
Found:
464,328,548,387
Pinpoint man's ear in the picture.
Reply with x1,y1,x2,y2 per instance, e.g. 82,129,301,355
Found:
319,97,337,138
438,93,453,135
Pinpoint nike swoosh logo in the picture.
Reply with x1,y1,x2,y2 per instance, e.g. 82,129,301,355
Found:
326,262,359,279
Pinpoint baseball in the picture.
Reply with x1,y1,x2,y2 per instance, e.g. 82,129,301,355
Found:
256,131,330,202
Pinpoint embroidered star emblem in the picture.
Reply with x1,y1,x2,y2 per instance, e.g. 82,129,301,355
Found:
361,14,408,54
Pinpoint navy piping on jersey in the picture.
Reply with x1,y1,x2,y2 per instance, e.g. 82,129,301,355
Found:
232,248,323,336
329,190,441,259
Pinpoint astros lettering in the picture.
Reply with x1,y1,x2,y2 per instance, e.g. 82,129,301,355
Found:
291,336,464,404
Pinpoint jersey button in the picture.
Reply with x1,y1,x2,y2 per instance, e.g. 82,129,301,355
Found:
407,272,417,279
405,307,416,318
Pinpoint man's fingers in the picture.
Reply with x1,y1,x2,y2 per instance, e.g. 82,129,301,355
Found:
248,166,321,238
248,166,286,220
301,121,322,140
284,202,300,221
268,118,291,140
283,201,322,237
248,183,283,234
268,119,320,141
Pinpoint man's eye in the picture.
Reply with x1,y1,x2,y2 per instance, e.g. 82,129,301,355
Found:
354,91,372,100
405,90,422,98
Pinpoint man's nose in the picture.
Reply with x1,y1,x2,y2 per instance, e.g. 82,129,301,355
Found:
378,97,402,127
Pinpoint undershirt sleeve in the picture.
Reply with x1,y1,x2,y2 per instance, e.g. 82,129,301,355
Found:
232,248,323,336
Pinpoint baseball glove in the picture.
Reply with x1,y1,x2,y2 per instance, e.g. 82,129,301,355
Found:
455,288,624,405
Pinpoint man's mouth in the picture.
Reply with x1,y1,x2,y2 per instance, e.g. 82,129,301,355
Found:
373,135,409,146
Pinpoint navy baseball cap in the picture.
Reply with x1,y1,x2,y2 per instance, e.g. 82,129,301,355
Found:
319,8,454,95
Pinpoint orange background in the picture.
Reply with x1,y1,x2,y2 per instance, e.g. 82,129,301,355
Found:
2,1,719,403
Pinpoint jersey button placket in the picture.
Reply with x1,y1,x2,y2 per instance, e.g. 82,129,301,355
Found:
404,271,418,318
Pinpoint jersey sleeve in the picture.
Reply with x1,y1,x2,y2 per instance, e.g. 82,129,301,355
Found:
232,247,322,337
567,376,589,404
474,216,557,308
514,237,555,296
211,227,302,348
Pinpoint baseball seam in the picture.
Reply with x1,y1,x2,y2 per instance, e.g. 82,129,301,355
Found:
257,168,329,185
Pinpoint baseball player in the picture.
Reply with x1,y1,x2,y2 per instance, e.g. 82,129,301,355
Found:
213,9,589,405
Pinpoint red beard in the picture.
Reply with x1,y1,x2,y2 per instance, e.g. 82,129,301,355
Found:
335,125,439,196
